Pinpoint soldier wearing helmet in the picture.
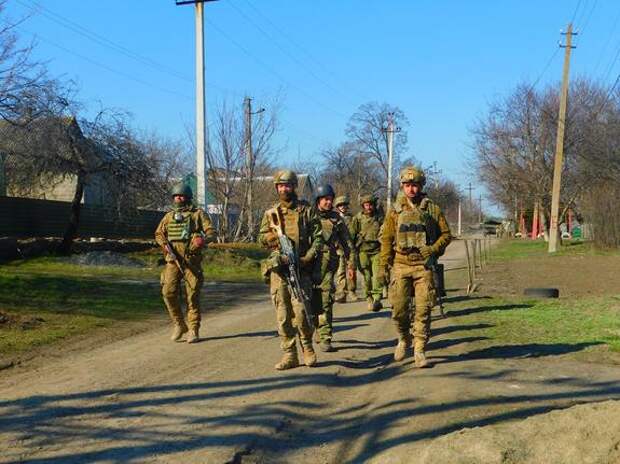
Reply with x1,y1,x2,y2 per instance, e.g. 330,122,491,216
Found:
350,193,385,311
378,166,452,368
258,170,324,370
310,185,356,352
334,195,358,303
155,182,216,344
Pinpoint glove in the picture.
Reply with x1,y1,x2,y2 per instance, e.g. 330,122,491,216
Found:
419,245,434,260
192,235,205,249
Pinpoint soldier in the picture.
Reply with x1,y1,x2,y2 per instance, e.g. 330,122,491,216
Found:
258,170,323,370
312,185,356,352
155,182,216,343
379,167,451,368
334,195,358,303
350,194,384,312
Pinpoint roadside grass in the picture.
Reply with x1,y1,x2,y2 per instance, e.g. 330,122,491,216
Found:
445,294,620,354
489,239,620,261
0,244,268,359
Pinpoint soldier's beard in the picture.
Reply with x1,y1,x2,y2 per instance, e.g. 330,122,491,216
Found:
278,191,296,202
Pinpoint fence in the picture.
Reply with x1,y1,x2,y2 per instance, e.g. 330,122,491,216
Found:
0,196,164,239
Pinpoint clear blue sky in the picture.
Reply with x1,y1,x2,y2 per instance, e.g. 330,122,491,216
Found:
8,0,620,213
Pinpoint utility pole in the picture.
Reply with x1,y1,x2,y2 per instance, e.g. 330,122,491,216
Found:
478,194,483,223
176,0,218,208
427,161,442,189
549,23,576,253
383,113,400,210
244,96,264,238
457,200,462,236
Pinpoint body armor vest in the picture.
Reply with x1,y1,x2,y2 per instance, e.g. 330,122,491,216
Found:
359,214,381,243
167,211,192,242
394,199,428,252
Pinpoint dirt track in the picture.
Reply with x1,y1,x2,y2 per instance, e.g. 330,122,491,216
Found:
2,240,620,463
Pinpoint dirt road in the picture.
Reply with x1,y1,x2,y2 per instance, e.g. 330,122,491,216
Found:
2,240,620,463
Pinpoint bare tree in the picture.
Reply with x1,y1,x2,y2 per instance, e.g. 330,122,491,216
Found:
345,102,409,200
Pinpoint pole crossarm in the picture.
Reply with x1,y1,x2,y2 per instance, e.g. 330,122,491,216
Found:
175,0,218,5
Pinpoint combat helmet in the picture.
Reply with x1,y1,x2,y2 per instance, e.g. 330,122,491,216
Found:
273,170,298,187
399,166,426,187
315,184,335,200
171,182,193,199
334,195,350,207
359,194,375,206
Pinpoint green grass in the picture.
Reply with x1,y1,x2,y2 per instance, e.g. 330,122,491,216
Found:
0,244,269,358
446,294,620,354
489,239,620,262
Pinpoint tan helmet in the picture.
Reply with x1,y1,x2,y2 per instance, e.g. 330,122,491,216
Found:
359,194,375,206
273,170,298,187
334,195,349,207
399,166,426,187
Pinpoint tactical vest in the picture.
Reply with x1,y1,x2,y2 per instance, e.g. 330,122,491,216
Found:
167,210,193,242
394,198,429,252
319,213,340,251
266,204,303,253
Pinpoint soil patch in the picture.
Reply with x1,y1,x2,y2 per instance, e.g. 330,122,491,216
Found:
419,400,620,464
483,254,620,298
0,311,45,330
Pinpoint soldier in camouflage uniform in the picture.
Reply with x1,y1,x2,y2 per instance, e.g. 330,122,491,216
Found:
378,167,451,368
155,183,216,343
350,194,384,312
258,170,323,370
334,195,358,303
311,185,356,352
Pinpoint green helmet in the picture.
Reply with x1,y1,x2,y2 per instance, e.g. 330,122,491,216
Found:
334,195,349,207
273,170,298,187
359,194,375,206
399,166,426,187
171,182,193,199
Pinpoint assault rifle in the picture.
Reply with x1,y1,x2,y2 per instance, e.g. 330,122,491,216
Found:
269,208,315,331
424,216,446,318
164,237,195,291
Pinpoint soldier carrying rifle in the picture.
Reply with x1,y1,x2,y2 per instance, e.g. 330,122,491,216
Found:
258,170,324,370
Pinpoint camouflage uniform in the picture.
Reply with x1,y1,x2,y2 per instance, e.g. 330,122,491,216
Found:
334,195,357,302
350,195,384,311
154,184,216,343
312,192,356,351
258,170,323,370
379,167,451,367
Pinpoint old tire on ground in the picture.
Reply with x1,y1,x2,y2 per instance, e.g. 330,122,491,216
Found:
523,287,559,298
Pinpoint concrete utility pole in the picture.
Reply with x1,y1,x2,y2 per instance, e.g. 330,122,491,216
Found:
478,194,483,223
176,0,218,208
549,23,576,253
244,96,264,237
457,200,462,236
383,113,400,210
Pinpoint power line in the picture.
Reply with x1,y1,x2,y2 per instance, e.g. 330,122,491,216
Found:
204,16,348,119
18,27,194,101
593,5,620,75
227,0,359,108
239,0,373,104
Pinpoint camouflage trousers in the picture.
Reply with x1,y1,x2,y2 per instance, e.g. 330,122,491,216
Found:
311,259,339,342
161,258,204,329
388,261,434,352
359,250,383,301
270,272,314,354
335,253,356,299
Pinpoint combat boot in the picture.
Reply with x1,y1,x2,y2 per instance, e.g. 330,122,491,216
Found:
319,339,335,352
347,291,358,302
186,327,200,344
275,352,300,370
170,322,188,342
394,336,412,362
367,297,374,311
372,298,383,312
414,351,430,368
334,294,346,303
303,347,317,367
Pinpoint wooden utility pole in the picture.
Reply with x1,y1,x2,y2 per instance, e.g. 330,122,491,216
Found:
243,96,264,238
549,23,576,253
457,200,462,236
